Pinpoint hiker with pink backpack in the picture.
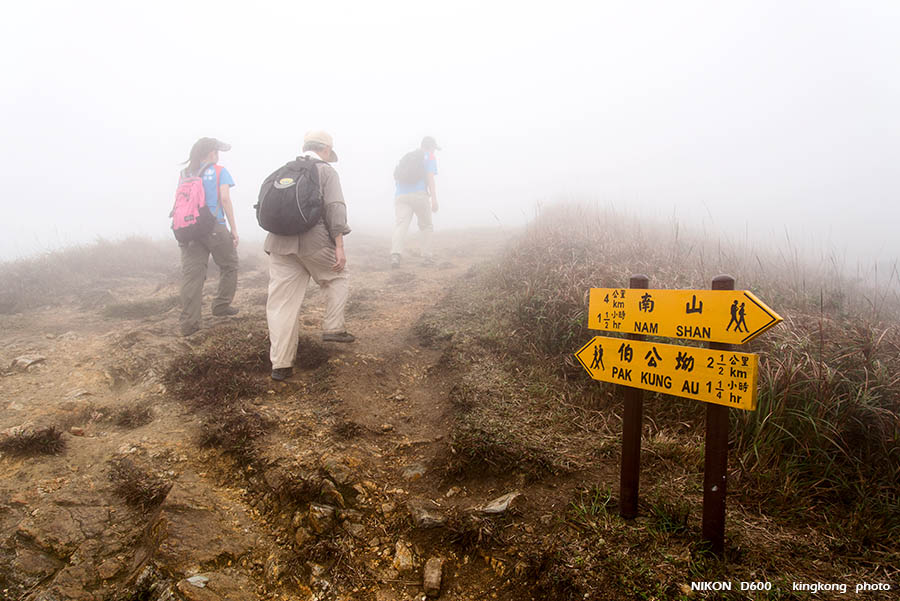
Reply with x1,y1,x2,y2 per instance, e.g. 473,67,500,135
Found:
171,137,240,336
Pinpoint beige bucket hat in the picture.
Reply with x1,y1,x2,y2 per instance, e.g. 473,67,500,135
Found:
303,130,338,162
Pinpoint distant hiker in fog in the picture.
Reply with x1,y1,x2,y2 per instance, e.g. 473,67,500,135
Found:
390,136,440,269
262,131,355,382
172,137,240,337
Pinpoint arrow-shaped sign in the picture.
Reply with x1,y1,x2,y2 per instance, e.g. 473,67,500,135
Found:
588,288,782,345
575,336,759,411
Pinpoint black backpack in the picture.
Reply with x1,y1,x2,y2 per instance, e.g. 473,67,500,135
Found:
393,149,426,185
255,157,324,235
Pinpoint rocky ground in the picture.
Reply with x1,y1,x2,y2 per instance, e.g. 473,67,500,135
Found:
0,230,539,601
4,228,896,601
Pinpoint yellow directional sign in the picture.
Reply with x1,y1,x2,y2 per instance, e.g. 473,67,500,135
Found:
575,336,759,411
588,288,782,344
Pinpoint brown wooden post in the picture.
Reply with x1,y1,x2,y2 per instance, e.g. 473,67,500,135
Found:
703,274,734,554
620,274,649,519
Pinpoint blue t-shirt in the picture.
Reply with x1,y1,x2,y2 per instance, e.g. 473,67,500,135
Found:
201,165,236,224
395,151,437,196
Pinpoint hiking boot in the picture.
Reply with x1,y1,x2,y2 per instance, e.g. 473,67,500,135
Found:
212,305,240,317
322,331,356,343
390,254,401,269
180,323,200,337
271,367,293,381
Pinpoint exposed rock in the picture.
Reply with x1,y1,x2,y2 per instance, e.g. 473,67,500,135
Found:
17,506,89,556
263,467,288,490
321,455,353,486
176,572,256,601
343,522,365,539
402,464,426,481
423,557,444,598
10,354,46,371
12,546,62,584
308,503,336,534
265,552,291,586
292,510,305,529
381,502,396,516
69,427,85,437
320,478,345,508
97,557,123,580
157,475,257,570
407,500,447,529
478,491,522,515
392,540,415,572
186,575,209,587
294,527,313,547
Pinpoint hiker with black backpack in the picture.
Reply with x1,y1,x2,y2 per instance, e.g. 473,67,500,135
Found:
172,137,240,337
390,136,440,269
259,131,354,382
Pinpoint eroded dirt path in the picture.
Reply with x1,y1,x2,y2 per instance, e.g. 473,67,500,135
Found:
0,229,520,601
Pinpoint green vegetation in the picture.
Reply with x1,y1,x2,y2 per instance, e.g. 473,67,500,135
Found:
425,203,898,599
497,204,899,552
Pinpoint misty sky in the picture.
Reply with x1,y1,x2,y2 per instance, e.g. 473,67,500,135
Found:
1,1,898,265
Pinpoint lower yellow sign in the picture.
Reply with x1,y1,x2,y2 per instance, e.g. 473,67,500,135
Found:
575,336,759,411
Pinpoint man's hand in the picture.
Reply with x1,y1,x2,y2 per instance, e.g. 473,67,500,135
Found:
431,200,439,213
332,245,346,272
232,232,240,248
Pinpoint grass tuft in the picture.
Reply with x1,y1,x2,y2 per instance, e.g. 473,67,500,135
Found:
0,426,66,457
113,403,155,429
163,319,270,404
107,457,172,511
197,405,274,467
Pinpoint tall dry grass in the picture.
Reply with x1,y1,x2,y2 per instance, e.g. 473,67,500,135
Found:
494,202,900,550
0,236,179,314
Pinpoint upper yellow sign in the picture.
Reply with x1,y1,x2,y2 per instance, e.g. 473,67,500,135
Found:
588,288,782,344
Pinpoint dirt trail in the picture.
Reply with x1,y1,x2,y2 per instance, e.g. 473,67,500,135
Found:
0,229,526,601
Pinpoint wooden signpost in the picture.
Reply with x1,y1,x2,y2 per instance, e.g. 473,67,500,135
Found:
575,274,782,553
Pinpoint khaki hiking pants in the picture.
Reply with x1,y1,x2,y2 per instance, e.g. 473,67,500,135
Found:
266,247,349,369
390,191,433,258
179,223,238,334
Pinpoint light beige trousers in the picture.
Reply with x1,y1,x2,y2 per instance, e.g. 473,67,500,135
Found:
266,248,349,369
390,191,433,258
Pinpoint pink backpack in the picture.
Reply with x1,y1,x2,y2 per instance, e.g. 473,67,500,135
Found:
170,164,221,243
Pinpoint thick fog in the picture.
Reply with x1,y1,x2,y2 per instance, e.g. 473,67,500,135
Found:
1,1,898,266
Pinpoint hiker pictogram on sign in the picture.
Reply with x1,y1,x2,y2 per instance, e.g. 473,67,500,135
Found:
725,301,749,333
590,344,605,370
